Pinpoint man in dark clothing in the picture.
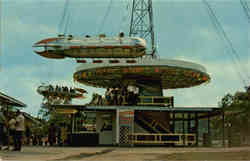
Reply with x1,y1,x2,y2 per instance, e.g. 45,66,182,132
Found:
48,123,57,146
112,88,119,105
0,111,6,150
25,126,31,145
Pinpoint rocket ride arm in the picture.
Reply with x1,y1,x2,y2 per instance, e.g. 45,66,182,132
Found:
74,88,88,94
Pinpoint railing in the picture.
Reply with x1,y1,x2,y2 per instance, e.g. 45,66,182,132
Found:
138,96,174,107
122,96,174,107
129,133,196,146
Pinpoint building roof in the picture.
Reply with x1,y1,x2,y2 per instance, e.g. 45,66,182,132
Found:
23,112,41,125
51,104,220,113
0,91,26,107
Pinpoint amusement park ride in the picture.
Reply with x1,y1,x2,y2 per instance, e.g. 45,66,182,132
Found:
37,84,87,105
34,0,210,101
35,0,212,146
33,34,147,59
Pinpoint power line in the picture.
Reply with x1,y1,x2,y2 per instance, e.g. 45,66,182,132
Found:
118,0,131,33
240,0,250,23
58,0,70,34
97,0,114,34
64,10,71,35
203,0,250,86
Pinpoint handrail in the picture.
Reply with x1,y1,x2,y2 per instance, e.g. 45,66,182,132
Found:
129,133,196,145
122,96,174,107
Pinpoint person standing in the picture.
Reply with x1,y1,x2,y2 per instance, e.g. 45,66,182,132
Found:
48,123,57,146
109,88,114,105
113,88,119,105
25,126,31,145
105,88,111,105
134,86,139,105
127,84,135,106
8,115,16,149
61,122,68,146
0,110,6,150
14,110,25,151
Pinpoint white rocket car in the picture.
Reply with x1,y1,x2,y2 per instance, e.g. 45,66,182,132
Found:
33,34,147,59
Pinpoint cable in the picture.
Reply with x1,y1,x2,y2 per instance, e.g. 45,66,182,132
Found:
118,0,131,33
64,10,71,35
203,0,249,86
58,0,70,34
97,0,113,34
240,0,250,23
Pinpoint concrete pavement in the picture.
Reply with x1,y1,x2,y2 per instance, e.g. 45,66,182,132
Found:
0,146,250,161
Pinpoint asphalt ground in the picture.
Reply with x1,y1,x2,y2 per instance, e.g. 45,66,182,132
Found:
0,146,250,161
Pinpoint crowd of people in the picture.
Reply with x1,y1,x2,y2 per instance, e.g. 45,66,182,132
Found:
41,85,85,105
47,122,69,147
47,85,76,94
104,85,140,106
0,109,70,152
0,110,25,151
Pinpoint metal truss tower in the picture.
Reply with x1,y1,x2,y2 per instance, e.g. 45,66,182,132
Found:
129,0,157,58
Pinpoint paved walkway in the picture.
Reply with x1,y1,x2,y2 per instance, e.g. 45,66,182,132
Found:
0,146,250,161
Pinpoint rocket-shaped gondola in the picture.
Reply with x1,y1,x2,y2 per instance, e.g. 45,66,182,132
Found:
33,34,147,59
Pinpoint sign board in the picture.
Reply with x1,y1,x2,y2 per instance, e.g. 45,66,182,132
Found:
119,110,134,126
55,108,78,114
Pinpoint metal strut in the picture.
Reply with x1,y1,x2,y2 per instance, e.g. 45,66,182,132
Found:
129,0,157,58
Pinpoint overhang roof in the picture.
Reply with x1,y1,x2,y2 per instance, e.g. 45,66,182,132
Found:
51,104,220,113
0,91,26,107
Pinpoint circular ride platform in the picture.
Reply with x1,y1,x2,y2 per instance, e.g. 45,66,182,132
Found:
73,59,210,89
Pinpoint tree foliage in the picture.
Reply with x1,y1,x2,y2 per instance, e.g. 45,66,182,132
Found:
213,91,250,139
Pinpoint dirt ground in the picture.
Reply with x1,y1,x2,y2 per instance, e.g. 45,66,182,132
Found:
0,146,250,161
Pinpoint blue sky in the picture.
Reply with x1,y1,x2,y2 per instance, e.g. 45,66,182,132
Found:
0,0,249,116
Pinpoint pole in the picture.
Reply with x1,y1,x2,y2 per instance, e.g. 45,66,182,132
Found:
7,105,10,150
195,112,199,146
182,113,185,134
222,109,225,147
208,114,211,146
173,111,175,133
2,104,10,150
116,109,120,145
228,123,232,147
187,113,191,133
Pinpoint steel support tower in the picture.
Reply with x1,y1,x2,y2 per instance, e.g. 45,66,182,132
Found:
129,0,157,58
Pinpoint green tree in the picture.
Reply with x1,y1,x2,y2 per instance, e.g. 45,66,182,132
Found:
212,91,250,143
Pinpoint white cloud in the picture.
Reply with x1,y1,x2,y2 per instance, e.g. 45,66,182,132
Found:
164,55,250,107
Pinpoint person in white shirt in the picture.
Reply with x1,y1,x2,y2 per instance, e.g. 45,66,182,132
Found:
134,86,139,105
8,115,16,150
13,110,25,151
127,84,135,105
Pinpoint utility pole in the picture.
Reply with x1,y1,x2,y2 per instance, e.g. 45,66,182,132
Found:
129,0,157,58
